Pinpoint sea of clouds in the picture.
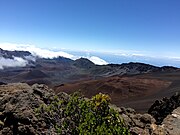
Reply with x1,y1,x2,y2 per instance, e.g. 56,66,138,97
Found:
0,43,108,69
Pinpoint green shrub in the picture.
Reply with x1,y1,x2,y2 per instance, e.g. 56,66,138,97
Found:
35,92,129,135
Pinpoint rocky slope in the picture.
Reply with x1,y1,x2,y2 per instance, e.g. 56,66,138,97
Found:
0,83,179,135
55,75,171,112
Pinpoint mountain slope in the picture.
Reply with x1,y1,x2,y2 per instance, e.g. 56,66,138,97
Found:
0,48,178,86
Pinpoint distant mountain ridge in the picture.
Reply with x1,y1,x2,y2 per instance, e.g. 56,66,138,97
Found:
0,48,178,86
0,48,31,59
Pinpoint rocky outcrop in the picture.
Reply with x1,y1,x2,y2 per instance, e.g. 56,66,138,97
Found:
162,107,180,135
112,92,180,135
111,105,168,135
148,92,180,124
0,83,179,135
0,83,66,134
147,93,180,135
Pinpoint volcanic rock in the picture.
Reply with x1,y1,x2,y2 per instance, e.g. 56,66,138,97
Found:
148,92,180,124
0,83,179,135
114,106,168,135
0,83,60,134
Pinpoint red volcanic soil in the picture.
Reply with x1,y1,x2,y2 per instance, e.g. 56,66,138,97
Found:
54,75,172,112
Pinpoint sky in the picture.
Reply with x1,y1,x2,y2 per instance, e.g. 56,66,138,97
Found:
0,0,180,66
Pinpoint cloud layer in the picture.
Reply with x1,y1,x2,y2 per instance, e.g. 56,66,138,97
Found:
0,43,74,59
89,56,108,65
0,43,109,66
0,56,28,69
1,42,180,67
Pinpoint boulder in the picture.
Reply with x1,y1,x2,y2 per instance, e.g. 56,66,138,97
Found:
0,83,68,134
148,92,180,124
162,107,180,135
112,106,169,135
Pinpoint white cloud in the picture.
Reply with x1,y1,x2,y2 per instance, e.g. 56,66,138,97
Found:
24,55,36,62
165,56,180,62
0,43,108,65
89,56,108,65
0,43,74,59
113,52,145,57
0,56,28,69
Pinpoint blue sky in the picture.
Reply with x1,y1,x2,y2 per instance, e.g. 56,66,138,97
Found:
0,0,180,64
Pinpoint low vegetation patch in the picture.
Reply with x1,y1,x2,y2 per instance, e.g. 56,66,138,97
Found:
35,92,129,135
